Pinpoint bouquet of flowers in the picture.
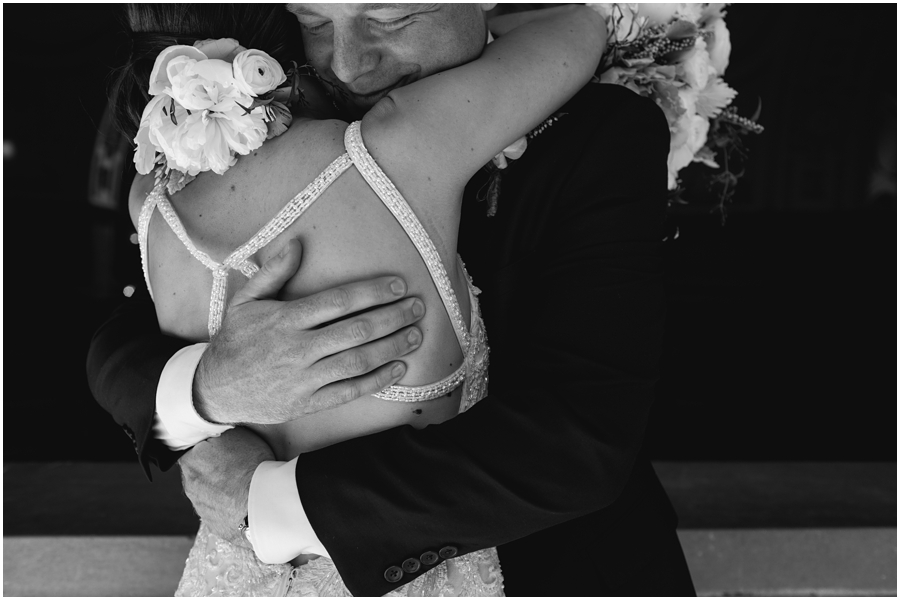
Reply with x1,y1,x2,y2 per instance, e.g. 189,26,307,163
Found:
588,3,764,219
133,38,305,194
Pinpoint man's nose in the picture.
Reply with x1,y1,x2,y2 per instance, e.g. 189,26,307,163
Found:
330,27,380,84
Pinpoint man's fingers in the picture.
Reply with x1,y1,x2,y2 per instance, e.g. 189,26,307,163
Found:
285,276,413,330
308,297,425,360
308,360,409,412
310,324,422,389
230,239,303,308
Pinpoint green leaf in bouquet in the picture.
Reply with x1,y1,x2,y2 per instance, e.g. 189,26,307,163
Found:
666,20,699,40
253,96,275,109
271,84,291,105
265,101,293,140
236,94,275,117
276,61,311,109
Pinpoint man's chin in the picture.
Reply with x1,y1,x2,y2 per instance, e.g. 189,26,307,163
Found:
345,97,380,119
343,77,414,117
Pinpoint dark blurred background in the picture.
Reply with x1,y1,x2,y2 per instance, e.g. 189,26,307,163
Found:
3,3,896,464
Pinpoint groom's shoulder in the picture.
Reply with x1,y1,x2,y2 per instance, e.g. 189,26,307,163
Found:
565,84,668,137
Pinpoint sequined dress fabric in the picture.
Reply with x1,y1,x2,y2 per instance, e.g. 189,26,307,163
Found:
165,122,497,596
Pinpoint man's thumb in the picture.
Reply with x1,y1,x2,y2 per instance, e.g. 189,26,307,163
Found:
230,238,302,306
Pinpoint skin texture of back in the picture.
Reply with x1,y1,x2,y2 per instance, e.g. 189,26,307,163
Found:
130,117,469,459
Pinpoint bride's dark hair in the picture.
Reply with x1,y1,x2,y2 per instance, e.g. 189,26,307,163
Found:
110,4,304,142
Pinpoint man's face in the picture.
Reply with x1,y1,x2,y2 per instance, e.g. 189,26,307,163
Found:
286,3,495,118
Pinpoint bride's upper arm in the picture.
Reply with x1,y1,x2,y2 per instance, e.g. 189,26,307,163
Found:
128,174,155,229
362,6,605,187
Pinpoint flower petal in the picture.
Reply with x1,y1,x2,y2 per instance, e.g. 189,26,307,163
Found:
193,38,246,62
149,45,207,96
133,95,168,173
502,136,528,160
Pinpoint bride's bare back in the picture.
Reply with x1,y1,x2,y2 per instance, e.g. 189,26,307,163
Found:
133,117,470,459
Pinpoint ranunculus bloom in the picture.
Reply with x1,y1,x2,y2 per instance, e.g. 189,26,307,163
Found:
148,45,207,96
233,49,286,97
166,107,267,175
193,38,246,62
134,39,285,185
133,92,266,177
705,17,731,75
169,58,249,113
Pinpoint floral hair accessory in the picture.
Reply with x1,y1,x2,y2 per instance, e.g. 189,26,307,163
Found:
134,38,306,194
588,3,764,221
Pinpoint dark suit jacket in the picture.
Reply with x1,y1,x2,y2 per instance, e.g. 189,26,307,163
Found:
87,83,676,596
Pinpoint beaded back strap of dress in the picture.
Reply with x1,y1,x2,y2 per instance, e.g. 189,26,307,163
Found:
344,121,472,402
137,154,353,338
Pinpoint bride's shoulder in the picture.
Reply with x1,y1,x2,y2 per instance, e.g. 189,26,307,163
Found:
127,173,157,229
126,118,352,231
264,118,349,165
242,117,350,197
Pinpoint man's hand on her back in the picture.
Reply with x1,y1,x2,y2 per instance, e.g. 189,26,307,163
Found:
194,238,426,425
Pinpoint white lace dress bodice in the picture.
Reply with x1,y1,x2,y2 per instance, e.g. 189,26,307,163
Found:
144,122,497,596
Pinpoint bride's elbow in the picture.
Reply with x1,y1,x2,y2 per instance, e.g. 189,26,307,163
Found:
572,6,607,66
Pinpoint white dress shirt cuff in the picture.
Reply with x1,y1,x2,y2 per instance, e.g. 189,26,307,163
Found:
154,343,232,451
247,459,331,564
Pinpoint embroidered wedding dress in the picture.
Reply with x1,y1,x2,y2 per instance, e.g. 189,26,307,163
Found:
139,122,499,596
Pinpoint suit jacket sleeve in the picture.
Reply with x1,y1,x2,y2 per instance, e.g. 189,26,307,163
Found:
294,84,672,596
86,286,189,478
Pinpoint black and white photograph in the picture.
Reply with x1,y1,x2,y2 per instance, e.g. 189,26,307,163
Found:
3,2,897,597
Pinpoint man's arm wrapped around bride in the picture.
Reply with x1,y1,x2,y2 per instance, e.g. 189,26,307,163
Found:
88,3,695,596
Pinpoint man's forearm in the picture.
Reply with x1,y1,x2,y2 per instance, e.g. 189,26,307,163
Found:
179,426,276,547
86,288,191,476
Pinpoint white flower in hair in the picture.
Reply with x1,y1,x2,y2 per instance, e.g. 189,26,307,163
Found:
133,38,297,194
234,50,286,97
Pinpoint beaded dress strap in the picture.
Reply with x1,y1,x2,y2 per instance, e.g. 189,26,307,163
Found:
344,121,469,402
344,121,470,351
138,189,162,303
140,185,241,298
138,153,353,338
221,153,353,280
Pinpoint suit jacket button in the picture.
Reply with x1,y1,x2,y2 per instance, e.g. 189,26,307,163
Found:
402,558,421,573
384,566,403,583
439,546,458,559
420,551,439,565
